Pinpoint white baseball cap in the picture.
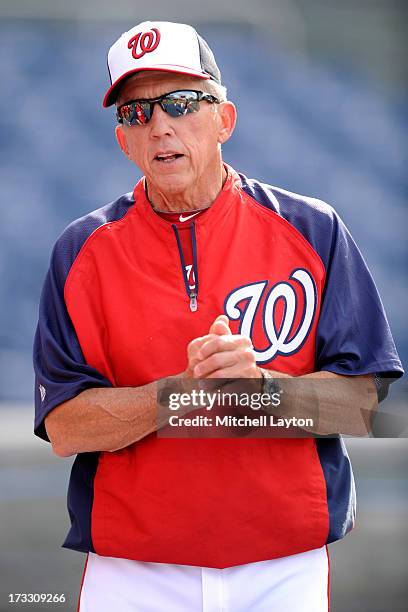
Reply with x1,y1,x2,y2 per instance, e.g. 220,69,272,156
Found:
103,21,222,107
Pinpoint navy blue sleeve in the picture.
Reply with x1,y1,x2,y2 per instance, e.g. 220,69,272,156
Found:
239,175,404,385
33,194,133,442
315,211,403,380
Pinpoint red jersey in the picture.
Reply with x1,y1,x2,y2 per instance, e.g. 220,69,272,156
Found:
34,165,402,567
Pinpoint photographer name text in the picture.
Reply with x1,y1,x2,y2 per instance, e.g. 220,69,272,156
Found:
168,414,313,429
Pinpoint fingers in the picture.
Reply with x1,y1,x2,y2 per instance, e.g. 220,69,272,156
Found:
186,316,231,376
197,334,252,361
205,363,259,378
186,333,218,376
188,334,216,360
194,344,257,378
186,317,257,380
209,314,232,336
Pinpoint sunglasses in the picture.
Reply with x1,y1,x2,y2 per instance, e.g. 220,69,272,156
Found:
116,89,220,126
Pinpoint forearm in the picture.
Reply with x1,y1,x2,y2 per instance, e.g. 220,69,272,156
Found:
262,369,378,436
45,376,184,456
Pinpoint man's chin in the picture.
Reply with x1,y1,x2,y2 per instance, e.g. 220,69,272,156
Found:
149,172,191,195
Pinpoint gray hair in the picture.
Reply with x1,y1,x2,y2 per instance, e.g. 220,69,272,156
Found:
200,79,228,102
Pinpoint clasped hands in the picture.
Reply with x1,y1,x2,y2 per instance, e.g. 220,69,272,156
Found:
185,315,261,380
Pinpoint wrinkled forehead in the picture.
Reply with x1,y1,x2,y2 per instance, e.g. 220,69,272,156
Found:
116,71,207,105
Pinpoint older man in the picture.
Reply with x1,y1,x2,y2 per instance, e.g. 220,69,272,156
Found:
34,21,402,612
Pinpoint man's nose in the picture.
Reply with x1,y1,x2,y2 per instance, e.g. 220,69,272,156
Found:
149,102,175,137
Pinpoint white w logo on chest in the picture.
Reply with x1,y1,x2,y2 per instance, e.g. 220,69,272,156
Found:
225,269,317,363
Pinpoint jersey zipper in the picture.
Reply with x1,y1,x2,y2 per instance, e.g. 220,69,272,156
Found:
172,222,199,312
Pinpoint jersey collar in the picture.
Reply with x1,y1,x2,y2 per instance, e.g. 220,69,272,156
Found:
131,163,242,236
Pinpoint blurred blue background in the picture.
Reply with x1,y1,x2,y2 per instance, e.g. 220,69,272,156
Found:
0,1,407,610
0,8,406,399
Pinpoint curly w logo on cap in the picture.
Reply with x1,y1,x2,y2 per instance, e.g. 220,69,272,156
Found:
127,28,161,59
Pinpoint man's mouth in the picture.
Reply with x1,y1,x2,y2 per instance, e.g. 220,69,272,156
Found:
154,153,184,163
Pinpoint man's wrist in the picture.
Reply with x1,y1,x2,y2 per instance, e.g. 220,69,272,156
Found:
259,368,284,416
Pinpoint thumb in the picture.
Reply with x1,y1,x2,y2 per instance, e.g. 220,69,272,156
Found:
209,314,232,336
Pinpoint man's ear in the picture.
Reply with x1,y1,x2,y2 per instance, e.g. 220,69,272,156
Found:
115,125,130,158
217,101,237,145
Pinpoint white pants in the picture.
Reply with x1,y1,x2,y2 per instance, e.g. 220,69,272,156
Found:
78,547,329,612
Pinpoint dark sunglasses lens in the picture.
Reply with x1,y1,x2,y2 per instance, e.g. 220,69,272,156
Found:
162,92,199,117
134,102,153,124
161,99,188,117
119,92,202,124
119,104,134,124
120,102,152,125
